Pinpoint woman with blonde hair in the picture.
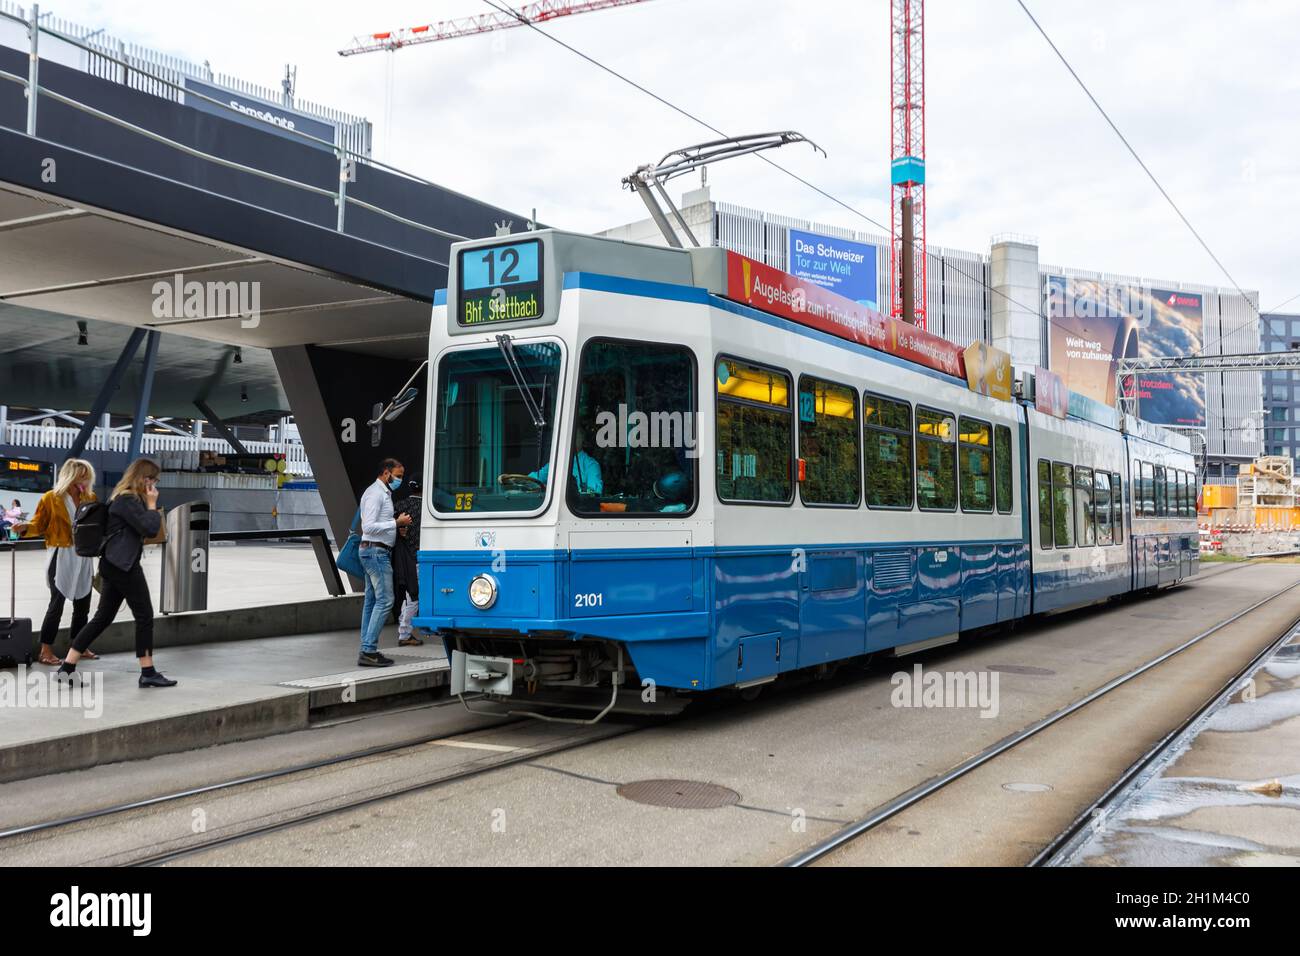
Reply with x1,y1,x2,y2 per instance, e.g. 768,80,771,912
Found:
61,457,176,687
13,458,100,666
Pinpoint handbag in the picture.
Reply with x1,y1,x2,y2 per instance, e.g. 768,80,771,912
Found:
335,508,364,579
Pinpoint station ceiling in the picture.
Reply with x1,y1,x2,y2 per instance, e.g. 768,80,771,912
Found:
0,182,432,419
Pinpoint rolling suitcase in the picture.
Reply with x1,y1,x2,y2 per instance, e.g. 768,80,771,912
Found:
0,542,33,666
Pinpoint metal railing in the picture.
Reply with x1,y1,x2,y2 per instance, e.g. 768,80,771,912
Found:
0,0,372,156
209,528,346,597
1,421,313,475
0,4,469,247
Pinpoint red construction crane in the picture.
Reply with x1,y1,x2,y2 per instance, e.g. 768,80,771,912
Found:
890,0,926,329
339,0,654,56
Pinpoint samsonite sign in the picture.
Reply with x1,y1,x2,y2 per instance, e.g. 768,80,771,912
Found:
183,78,337,147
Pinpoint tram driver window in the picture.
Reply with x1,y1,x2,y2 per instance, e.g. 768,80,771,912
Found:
716,357,793,503
798,376,860,506
916,407,957,511
567,339,697,516
958,417,993,513
431,341,563,514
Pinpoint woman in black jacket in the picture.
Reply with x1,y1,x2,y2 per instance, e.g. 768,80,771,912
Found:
60,457,177,687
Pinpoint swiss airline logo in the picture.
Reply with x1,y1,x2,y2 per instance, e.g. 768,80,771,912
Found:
1167,292,1200,308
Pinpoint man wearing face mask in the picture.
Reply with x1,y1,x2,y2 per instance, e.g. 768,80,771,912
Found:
357,458,412,667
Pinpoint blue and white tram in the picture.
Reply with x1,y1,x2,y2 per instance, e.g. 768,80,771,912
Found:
413,229,1198,712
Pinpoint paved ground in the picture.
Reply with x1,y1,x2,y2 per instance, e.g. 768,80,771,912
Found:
1068,628,1300,866
5,561,1296,867
0,622,448,782
5,560,1290,867
6,541,338,629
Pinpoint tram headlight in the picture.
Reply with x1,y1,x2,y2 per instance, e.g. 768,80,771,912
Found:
468,574,498,610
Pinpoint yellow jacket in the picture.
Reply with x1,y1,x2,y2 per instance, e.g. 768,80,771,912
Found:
21,489,97,548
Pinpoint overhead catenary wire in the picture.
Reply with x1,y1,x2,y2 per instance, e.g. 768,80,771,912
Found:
1014,0,1262,360
477,0,1071,348
482,0,1276,385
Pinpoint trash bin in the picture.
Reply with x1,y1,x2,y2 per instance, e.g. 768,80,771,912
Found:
160,500,210,614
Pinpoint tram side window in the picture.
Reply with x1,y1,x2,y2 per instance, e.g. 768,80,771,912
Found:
716,357,792,503
798,376,860,506
1155,465,1167,517
959,417,993,513
1174,470,1185,518
863,393,914,509
1052,461,1075,548
1112,473,1124,544
1183,471,1193,518
1037,459,1053,549
995,424,1013,514
1076,466,1096,546
1094,470,1112,545
568,339,697,516
1139,462,1155,517
916,407,957,511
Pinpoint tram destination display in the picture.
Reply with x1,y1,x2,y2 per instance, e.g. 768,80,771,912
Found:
457,238,545,326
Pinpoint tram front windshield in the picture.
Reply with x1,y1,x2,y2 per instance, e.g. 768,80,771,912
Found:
432,342,562,514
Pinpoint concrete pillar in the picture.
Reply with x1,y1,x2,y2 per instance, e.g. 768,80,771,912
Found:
989,237,1043,379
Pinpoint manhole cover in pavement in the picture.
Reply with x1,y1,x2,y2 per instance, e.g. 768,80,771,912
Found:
616,779,740,809
985,664,1056,677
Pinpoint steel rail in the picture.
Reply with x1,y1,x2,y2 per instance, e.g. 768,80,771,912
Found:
1030,617,1300,866
782,575,1300,866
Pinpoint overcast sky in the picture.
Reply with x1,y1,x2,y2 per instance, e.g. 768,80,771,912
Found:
54,0,1300,310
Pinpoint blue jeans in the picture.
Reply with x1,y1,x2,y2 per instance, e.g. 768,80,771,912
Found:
358,546,394,654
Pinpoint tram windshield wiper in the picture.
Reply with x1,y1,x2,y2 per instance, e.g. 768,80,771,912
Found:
496,333,547,428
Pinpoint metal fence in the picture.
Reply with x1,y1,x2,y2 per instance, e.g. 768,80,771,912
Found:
0,4,466,244
1,421,313,476
0,0,372,156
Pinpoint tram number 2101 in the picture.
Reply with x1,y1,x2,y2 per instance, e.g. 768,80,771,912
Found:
574,592,604,608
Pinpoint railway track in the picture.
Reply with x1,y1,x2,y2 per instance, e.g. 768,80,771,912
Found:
782,571,1300,867
0,705,646,867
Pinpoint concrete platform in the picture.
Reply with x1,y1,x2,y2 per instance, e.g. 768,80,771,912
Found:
0,623,448,784
1072,627,1300,866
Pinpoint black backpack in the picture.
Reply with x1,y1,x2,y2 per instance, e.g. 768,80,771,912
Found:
73,500,113,557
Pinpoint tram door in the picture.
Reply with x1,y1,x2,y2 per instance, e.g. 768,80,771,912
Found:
797,551,867,668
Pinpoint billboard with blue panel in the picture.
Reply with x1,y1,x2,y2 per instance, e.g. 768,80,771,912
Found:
787,229,878,310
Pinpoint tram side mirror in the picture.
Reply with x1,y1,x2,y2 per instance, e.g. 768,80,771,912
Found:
385,387,419,422
370,402,384,447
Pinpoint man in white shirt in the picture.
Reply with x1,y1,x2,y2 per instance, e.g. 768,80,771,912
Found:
357,458,412,666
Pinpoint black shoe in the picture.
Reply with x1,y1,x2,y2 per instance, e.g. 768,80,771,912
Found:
139,671,178,688
357,651,395,667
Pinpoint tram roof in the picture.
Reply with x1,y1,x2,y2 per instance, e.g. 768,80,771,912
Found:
442,229,1192,455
